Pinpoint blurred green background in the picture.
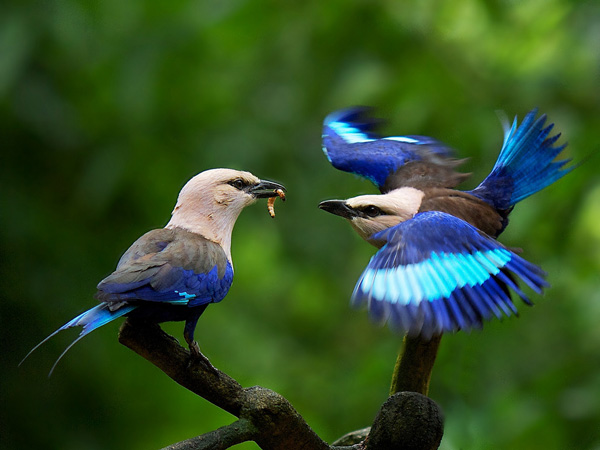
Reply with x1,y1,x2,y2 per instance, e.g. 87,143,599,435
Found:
2,0,599,449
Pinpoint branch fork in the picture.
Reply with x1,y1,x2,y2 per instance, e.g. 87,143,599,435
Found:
118,319,443,450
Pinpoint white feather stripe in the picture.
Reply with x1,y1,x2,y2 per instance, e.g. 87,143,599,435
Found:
435,253,464,289
370,267,402,303
443,253,472,288
414,262,437,301
429,253,459,297
383,136,419,143
425,259,450,301
329,122,374,144
456,252,488,286
395,265,412,305
473,251,503,274
423,258,452,299
383,269,401,304
403,264,423,305
455,252,481,286
361,249,521,310
359,268,376,295
468,253,494,284
485,248,512,266
372,270,389,301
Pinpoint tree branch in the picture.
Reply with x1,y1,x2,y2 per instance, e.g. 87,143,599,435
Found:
331,393,444,450
390,335,442,396
331,428,370,446
118,319,443,450
160,419,257,450
119,319,329,450
118,319,246,417
366,392,444,450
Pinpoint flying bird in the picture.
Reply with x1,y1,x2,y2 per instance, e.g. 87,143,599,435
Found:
320,108,572,338
23,168,285,373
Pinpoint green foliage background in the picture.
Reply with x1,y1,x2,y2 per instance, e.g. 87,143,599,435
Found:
2,0,599,449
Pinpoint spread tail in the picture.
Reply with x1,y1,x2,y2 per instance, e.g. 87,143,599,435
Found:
470,109,572,210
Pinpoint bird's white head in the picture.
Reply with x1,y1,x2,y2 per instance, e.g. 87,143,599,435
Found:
319,187,424,247
166,168,284,259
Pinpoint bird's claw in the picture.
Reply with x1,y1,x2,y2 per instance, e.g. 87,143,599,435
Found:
187,341,218,375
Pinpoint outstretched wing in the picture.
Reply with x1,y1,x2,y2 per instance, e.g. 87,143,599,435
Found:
96,228,233,307
322,107,468,192
351,211,548,338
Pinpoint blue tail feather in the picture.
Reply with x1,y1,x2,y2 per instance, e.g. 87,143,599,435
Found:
62,303,136,337
470,109,572,210
20,303,136,375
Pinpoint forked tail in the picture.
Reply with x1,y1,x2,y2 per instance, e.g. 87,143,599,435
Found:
20,303,135,375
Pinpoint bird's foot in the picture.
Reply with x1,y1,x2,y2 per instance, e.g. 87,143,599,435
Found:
187,341,218,375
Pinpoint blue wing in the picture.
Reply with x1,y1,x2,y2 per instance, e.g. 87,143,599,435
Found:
96,228,234,307
351,211,549,338
322,107,466,191
469,108,572,210
21,228,233,374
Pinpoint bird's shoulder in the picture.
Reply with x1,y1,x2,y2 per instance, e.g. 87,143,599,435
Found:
96,227,232,302
382,159,470,192
418,188,503,237
115,228,177,267
102,228,230,289
116,227,228,272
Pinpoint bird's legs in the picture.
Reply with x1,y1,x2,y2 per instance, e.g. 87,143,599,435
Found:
187,340,218,374
183,313,218,374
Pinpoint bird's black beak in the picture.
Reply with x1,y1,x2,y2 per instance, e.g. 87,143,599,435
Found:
250,179,286,199
318,200,357,219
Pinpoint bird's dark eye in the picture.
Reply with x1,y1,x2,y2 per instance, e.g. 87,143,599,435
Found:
228,178,246,190
363,206,382,217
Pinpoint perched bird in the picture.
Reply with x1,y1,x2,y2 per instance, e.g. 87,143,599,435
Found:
322,106,470,192
23,168,285,373
320,108,572,338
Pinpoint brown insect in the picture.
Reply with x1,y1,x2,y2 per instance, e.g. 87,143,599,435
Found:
268,189,286,218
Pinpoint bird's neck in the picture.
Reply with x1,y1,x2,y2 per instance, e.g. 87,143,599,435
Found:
165,206,240,262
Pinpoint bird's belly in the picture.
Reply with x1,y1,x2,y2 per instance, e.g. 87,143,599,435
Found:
126,303,207,324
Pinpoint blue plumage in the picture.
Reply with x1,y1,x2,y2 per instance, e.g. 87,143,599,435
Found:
469,109,572,210
33,304,137,374
351,211,548,338
22,168,286,374
319,107,572,337
23,228,234,374
94,228,234,307
98,260,233,306
322,107,465,191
